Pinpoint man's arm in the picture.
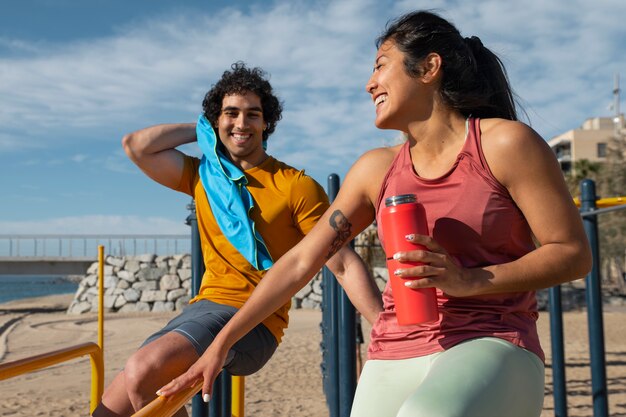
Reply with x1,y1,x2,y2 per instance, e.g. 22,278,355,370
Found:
122,123,196,189
325,246,383,325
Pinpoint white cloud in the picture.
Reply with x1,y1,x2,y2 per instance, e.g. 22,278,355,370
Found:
1,0,624,151
0,0,382,177
389,0,626,138
0,132,44,151
0,0,624,224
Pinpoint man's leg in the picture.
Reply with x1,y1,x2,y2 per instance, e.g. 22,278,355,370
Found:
93,332,199,417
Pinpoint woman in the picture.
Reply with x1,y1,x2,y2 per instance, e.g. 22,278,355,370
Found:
158,10,591,417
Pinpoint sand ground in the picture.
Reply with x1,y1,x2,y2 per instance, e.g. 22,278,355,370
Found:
1,294,625,417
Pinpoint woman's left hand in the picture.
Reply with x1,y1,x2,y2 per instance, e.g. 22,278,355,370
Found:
393,234,483,297
156,343,229,403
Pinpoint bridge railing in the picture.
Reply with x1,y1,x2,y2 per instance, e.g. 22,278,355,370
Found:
0,234,190,258
0,245,107,414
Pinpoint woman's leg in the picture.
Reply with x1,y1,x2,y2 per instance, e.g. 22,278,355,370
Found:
350,355,433,417
397,338,544,417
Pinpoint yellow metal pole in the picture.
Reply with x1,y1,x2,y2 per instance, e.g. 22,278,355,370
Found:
90,346,105,414
98,245,104,351
574,196,626,208
596,196,626,208
131,376,246,417
0,342,104,413
131,380,202,417
232,375,245,417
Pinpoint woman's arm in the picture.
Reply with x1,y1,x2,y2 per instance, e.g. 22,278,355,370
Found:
156,147,394,399
399,119,592,296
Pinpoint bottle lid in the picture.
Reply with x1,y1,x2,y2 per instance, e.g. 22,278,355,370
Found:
385,194,417,206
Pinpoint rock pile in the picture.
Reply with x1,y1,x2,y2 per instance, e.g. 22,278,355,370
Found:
66,253,389,314
67,254,193,314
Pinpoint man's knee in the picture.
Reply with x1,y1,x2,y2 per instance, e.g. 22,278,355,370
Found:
124,333,199,393
123,350,160,392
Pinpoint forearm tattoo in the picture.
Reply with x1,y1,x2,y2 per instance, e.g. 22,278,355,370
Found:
326,209,352,259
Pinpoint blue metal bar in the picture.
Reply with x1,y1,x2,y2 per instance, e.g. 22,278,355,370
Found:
548,285,568,417
580,179,609,417
338,281,356,417
187,200,209,417
321,262,333,413
209,372,223,417
221,370,232,417
325,174,341,417
325,173,358,417
324,264,340,417
332,171,356,417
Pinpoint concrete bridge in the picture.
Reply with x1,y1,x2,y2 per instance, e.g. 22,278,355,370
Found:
0,256,97,275
0,234,190,275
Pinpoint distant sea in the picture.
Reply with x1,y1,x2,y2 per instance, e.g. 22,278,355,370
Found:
0,275,79,304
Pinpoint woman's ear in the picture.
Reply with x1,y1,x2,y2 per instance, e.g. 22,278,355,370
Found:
420,53,442,84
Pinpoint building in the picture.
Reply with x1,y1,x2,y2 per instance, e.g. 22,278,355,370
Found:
547,115,625,173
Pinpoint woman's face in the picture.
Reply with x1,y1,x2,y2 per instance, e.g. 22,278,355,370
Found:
365,40,427,131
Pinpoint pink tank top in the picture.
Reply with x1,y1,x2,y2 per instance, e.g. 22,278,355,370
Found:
370,118,544,362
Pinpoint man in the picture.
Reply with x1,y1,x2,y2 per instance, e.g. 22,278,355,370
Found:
92,62,382,417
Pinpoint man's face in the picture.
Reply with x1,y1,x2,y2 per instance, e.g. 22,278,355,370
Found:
217,91,267,169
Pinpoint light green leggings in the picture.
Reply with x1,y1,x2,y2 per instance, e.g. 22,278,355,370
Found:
350,338,545,417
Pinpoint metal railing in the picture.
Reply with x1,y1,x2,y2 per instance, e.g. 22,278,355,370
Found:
549,180,626,417
321,174,357,417
131,376,246,417
0,234,190,258
0,245,106,414
0,342,104,412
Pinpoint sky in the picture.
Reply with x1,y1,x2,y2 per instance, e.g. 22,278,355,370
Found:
1,0,624,235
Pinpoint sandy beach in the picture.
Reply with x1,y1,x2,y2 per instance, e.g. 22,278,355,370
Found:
1,294,625,417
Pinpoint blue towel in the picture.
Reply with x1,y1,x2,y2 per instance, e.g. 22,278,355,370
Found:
196,114,274,271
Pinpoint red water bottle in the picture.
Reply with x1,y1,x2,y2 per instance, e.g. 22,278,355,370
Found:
380,194,438,325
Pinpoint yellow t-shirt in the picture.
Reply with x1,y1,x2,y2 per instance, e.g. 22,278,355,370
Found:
175,155,329,343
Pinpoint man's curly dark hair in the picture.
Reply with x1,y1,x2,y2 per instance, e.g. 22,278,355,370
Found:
202,62,283,141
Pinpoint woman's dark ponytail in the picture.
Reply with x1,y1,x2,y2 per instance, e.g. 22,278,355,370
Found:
462,36,517,120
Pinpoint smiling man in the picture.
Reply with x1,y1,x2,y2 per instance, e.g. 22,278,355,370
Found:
92,62,382,417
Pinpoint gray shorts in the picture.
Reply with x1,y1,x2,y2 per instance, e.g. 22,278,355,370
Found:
142,299,278,376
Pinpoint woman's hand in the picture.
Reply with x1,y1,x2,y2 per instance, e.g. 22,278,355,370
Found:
156,343,229,403
392,234,488,297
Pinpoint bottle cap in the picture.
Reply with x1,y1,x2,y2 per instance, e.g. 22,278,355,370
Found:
385,194,417,207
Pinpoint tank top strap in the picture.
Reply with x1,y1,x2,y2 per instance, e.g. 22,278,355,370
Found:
457,117,481,165
375,141,412,213
397,140,413,169
460,117,508,195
